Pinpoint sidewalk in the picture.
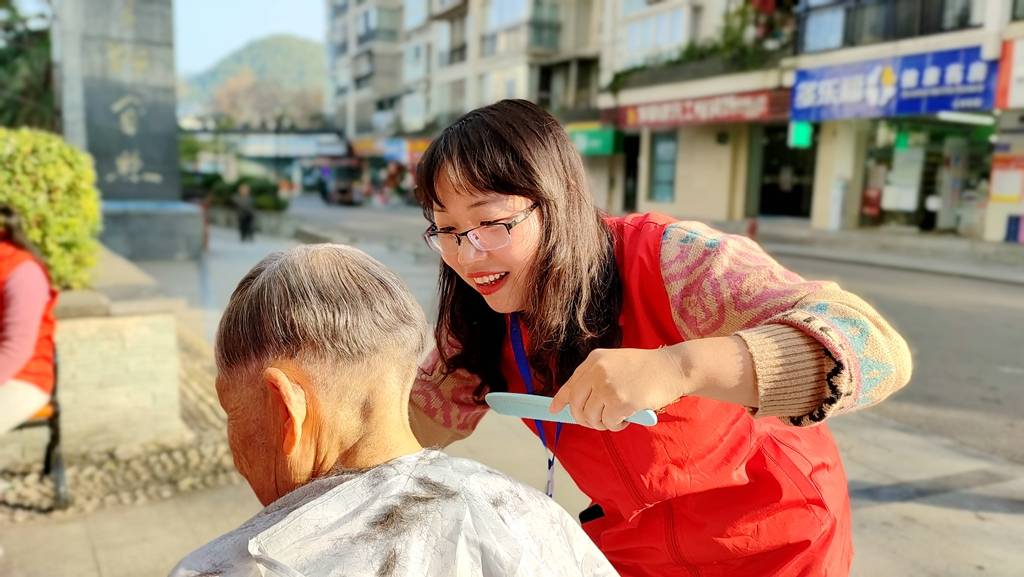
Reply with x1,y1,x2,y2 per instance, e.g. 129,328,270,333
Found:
4,410,1020,577
2,225,1021,577
284,194,1024,286
751,218,1024,286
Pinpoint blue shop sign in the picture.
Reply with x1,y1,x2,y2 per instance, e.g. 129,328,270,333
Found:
791,46,998,122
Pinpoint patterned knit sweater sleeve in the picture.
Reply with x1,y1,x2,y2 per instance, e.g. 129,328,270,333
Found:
409,337,489,448
660,221,913,426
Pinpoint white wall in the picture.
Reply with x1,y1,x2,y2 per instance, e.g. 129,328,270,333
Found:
635,123,749,221
810,120,870,231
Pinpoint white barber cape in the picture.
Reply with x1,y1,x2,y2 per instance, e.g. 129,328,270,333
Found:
169,449,618,577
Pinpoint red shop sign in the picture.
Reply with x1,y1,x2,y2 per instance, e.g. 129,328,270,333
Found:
617,89,790,129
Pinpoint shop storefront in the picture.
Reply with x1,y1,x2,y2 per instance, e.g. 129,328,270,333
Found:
792,45,999,235
611,88,790,221
350,137,422,206
990,37,1024,244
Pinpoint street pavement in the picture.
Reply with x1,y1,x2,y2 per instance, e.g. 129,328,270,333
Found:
1,220,1022,577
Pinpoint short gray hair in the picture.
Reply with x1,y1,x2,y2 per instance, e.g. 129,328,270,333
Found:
215,244,428,387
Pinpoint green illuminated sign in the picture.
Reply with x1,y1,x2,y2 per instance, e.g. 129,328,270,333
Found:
788,121,813,149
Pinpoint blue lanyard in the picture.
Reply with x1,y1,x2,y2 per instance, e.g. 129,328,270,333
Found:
509,313,562,497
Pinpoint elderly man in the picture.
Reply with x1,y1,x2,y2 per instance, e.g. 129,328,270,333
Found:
169,244,616,577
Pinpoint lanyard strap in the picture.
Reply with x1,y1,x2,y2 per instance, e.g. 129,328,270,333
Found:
509,313,562,497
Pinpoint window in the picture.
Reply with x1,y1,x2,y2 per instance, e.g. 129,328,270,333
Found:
1016,0,1024,20
622,0,665,16
649,131,677,203
799,0,985,53
800,5,844,53
437,20,450,65
354,52,374,80
404,0,428,30
942,0,983,29
404,42,428,83
358,7,400,44
401,91,427,132
624,9,686,68
378,7,402,40
486,0,528,31
689,5,702,43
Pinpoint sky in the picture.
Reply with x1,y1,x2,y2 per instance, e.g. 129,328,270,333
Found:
173,0,325,75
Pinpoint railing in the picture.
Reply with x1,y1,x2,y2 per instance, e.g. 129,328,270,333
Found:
482,20,560,57
431,0,467,18
529,20,561,51
440,43,467,66
354,75,372,90
357,28,399,46
796,0,984,54
331,1,349,19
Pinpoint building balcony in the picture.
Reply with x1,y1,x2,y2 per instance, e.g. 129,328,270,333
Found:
357,28,400,46
796,0,985,54
354,74,373,90
482,20,561,58
430,0,467,20
439,43,467,67
331,1,349,20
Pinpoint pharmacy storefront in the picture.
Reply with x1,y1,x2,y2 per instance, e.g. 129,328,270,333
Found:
792,45,998,235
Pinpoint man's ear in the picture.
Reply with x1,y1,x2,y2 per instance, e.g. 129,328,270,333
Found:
264,367,308,456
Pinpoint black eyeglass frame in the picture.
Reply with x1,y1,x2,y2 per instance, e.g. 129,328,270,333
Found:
423,202,540,254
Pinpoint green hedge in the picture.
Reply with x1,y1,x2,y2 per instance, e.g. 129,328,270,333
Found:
0,128,101,289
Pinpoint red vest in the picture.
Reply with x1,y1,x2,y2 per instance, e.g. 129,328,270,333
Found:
0,241,57,394
501,214,852,577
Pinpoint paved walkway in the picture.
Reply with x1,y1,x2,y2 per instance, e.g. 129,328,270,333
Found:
2,225,1022,577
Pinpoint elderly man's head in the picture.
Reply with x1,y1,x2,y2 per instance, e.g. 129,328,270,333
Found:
215,244,428,505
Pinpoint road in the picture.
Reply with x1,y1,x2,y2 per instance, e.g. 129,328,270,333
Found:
776,255,1024,464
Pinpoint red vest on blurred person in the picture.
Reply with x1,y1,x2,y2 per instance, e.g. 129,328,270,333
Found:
0,241,57,394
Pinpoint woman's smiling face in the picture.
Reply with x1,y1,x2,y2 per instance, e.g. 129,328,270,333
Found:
430,169,542,314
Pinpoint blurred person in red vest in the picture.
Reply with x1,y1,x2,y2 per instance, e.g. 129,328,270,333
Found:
0,206,58,433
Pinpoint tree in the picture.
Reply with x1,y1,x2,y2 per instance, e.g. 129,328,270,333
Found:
0,0,57,130
209,67,325,129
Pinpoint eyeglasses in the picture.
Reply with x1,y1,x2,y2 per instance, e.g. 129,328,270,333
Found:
424,203,539,255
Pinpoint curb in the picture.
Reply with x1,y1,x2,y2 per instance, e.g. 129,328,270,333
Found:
765,243,1024,287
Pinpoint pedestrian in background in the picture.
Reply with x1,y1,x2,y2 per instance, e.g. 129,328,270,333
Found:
235,183,255,242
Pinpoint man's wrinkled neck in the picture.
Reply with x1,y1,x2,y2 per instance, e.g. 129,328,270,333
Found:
310,390,423,477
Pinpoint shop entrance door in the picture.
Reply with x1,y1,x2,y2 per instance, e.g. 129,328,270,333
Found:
758,124,816,217
623,134,640,213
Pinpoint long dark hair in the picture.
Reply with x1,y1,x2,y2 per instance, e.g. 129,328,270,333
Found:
0,206,46,265
415,99,622,399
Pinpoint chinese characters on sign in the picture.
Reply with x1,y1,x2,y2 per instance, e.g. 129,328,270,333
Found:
791,46,998,122
619,90,790,129
105,95,164,185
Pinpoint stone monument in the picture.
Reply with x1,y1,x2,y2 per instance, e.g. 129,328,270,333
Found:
51,0,202,260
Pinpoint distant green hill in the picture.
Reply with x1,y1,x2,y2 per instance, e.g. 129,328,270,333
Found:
178,34,325,118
